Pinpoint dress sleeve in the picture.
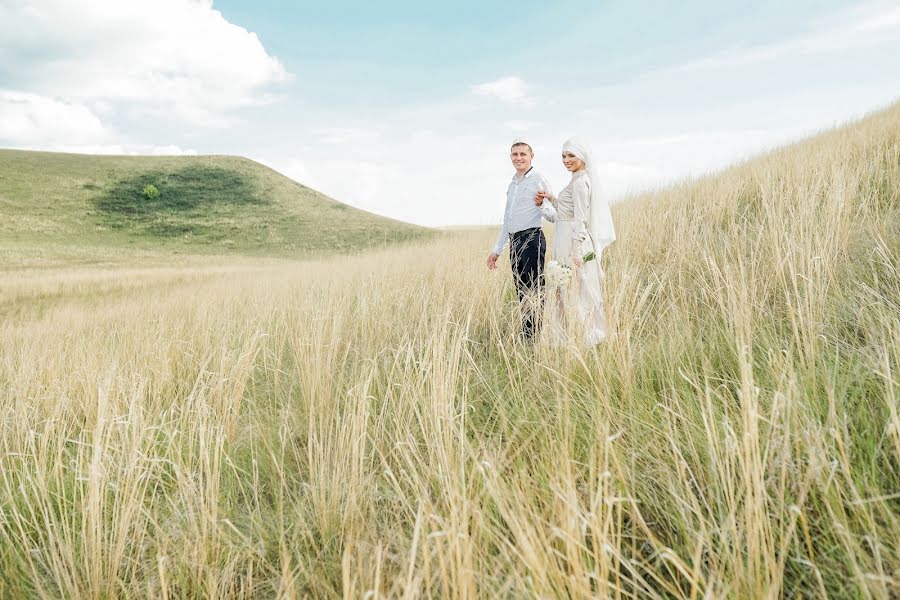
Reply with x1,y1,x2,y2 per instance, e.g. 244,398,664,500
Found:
572,176,590,244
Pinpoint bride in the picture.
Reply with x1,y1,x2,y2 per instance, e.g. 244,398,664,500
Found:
535,137,617,347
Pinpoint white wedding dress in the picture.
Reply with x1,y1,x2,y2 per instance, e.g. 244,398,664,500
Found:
546,170,607,347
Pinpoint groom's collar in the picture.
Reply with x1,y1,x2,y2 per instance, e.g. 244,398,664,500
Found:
512,166,535,181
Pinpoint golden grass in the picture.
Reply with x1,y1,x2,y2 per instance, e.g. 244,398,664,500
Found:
1,102,898,598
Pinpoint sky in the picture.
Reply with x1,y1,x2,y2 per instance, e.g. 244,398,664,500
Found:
1,0,899,226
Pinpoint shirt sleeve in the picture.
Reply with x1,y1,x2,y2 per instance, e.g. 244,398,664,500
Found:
572,177,591,253
493,189,511,255
538,175,557,222
493,221,509,255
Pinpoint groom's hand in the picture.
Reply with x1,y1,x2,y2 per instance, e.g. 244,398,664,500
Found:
487,253,499,270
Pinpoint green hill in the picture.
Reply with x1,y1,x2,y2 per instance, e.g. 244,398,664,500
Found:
0,150,432,265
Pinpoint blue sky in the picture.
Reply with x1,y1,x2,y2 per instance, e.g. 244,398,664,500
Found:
1,0,898,226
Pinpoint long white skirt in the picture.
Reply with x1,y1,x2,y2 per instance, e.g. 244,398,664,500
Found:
546,220,607,347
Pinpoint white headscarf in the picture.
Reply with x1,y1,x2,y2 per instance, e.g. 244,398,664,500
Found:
562,137,617,254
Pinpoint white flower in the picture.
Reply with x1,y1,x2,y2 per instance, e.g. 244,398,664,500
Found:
545,260,574,287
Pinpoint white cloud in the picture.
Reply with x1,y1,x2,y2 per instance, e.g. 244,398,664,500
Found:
311,127,382,145
0,91,111,145
275,158,402,213
146,145,198,156
854,6,900,32
0,90,199,155
271,158,310,183
669,2,900,73
256,130,506,227
471,76,531,104
0,89,197,154
595,161,667,199
0,0,289,126
50,144,199,156
503,120,543,133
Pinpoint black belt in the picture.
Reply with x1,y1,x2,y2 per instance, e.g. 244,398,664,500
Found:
510,227,541,240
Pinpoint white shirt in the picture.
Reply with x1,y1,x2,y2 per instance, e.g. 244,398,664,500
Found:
493,166,557,255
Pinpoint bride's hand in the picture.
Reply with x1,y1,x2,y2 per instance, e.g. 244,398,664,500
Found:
534,191,553,206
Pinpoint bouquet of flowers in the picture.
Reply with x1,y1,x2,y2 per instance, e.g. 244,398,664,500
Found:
545,260,574,287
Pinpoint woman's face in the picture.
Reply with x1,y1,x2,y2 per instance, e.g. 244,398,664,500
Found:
562,151,585,172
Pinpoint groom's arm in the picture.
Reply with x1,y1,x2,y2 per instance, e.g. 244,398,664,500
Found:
492,219,509,257
488,196,510,269
488,228,507,270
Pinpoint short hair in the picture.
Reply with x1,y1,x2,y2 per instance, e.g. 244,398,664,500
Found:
510,142,533,155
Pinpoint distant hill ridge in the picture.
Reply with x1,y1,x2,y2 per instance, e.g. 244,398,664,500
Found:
0,150,432,260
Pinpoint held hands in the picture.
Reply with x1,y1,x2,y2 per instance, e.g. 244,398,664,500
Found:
487,252,499,270
534,191,554,206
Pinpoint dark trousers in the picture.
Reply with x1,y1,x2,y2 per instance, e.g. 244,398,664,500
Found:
509,227,546,339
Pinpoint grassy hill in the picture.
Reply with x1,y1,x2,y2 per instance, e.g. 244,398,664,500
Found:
0,150,432,265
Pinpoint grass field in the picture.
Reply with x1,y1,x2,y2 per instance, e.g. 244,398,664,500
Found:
0,102,898,598
0,150,432,268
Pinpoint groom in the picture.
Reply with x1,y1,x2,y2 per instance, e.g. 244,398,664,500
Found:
487,137,556,340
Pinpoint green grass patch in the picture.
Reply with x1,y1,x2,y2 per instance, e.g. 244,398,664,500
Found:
94,166,268,239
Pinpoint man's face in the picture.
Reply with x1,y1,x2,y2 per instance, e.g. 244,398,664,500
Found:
510,144,533,172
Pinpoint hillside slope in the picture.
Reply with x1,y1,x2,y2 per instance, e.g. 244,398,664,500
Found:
0,150,432,264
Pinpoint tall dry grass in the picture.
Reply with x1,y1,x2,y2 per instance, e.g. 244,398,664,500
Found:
1,103,899,598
